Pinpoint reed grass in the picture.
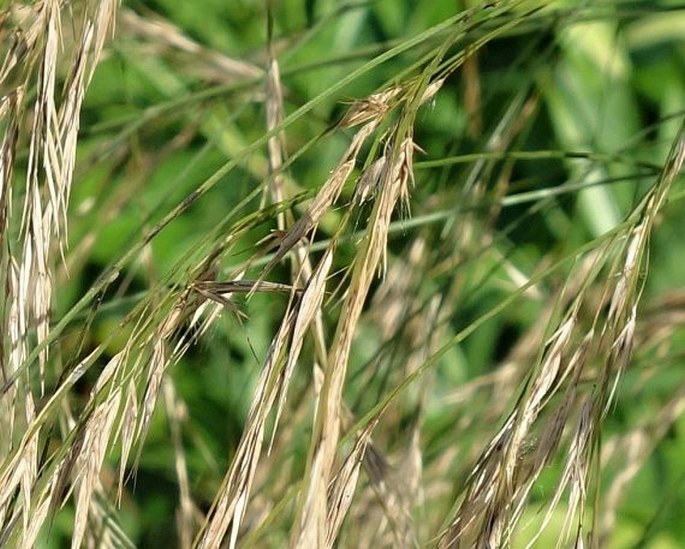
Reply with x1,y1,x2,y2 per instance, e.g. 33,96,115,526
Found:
1,0,685,547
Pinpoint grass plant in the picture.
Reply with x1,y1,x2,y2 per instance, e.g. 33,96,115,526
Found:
1,0,685,547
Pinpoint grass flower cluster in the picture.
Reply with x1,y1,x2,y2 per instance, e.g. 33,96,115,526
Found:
1,0,684,547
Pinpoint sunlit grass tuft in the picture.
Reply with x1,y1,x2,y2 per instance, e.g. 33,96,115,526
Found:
1,1,684,547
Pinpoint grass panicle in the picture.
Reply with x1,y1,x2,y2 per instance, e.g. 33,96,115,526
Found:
1,1,684,547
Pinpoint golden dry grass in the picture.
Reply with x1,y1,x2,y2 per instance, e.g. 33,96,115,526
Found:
1,1,685,547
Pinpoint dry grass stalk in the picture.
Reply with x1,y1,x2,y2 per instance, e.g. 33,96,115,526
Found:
163,380,197,549
356,239,437,544
119,8,263,84
265,53,287,229
195,304,296,548
192,42,343,547
197,115,374,544
0,2,680,546
325,418,381,547
133,277,231,468
0,2,118,544
259,121,375,281
71,390,121,549
291,130,417,547
437,123,685,548
196,247,333,548
437,309,579,547
342,419,422,548
337,87,401,129
197,73,431,546
588,126,685,544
